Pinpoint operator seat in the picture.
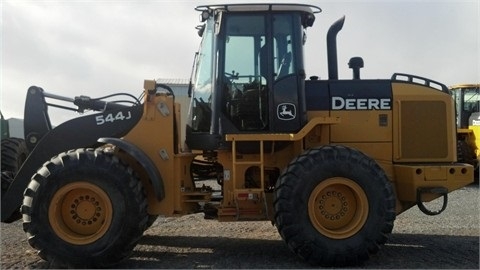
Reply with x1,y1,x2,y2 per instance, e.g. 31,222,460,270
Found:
234,45,269,130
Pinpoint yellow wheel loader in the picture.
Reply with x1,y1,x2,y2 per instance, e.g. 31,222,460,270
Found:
1,3,473,268
450,83,480,181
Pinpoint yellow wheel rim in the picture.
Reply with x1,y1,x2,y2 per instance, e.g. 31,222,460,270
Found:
308,177,368,239
48,182,113,245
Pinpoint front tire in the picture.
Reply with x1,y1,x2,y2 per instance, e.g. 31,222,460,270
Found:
21,148,148,268
274,145,396,266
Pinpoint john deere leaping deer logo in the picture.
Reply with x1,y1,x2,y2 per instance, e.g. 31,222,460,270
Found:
277,103,296,120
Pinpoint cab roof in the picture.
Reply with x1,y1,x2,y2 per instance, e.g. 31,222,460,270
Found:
195,3,321,27
195,3,321,15
449,84,480,90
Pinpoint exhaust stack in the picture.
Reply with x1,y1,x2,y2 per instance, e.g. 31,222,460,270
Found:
327,16,345,80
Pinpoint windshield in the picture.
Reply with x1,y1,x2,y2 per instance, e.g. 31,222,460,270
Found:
188,19,215,132
463,88,480,110
193,23,214,104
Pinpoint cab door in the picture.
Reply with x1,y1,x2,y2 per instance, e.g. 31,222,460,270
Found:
220,12,306,133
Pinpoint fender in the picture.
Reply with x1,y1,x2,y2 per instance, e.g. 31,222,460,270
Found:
1,105,143,222
98,137,165,201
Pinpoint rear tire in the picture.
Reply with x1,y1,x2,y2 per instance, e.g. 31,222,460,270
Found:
1,171,22,222
21,148,148,268
1,137,29,174
145,215,159,229
457,140,476,167
457,140,478,183
1,138,28,223
274,145,396,266
1,171,14,197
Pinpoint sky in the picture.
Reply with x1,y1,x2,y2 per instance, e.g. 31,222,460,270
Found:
1,0,479,125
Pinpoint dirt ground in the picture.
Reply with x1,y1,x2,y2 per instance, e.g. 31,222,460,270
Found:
1,184,479,269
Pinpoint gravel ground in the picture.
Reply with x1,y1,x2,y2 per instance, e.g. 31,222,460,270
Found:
1,184,479,269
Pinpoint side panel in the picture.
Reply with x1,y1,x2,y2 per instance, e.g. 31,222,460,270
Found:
122,95,199,216
272,75,304,132
329,80,392,143
306,80,392,143
122,95,176,215
305,79,394,166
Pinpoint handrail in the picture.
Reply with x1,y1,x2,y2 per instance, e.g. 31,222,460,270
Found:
391,73,449,93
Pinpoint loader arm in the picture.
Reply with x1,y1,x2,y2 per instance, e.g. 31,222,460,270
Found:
24,86,135,152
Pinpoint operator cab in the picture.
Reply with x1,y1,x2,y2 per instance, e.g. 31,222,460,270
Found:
186,3,320,150
450,84,480,128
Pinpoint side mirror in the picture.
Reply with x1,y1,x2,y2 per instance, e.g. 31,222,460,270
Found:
196,24,206,37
